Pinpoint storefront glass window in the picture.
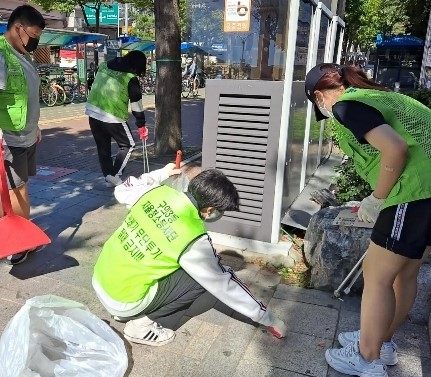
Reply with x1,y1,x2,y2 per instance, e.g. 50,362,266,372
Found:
293,0,314,81
316,14,330,64
185,0,290,81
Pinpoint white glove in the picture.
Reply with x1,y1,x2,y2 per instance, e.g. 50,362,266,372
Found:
268,317,287,339
357,193,385,223
162,163,182,177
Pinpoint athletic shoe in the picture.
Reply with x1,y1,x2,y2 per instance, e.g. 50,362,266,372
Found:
325,342,388,376
124,317,176,347
112,315,127,322
4,245,43,265
105,174,122,187
338,330,398,365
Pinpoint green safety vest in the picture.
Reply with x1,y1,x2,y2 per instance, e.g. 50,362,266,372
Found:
0,36,28,131
93,185,207,303
333,87,431,208
87,62,134,121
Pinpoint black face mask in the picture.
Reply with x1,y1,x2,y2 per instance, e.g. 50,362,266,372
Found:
19,26,39,52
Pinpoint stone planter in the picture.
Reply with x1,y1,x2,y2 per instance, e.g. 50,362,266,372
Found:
303,206,372,292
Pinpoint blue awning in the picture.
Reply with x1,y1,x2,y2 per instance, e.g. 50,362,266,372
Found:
121,40,155,52
376,34,424,47
0,22,106,47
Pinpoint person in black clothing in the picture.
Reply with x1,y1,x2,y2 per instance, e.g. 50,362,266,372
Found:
85,51,148,187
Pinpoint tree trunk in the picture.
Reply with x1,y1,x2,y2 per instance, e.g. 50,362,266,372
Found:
154,0,182,155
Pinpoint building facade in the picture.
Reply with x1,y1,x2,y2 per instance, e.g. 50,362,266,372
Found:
0,1,66,28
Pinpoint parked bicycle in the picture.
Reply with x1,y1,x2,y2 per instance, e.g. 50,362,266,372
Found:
139,74,155,95
54,69,87,104
181,74,200,98
38,69,66,107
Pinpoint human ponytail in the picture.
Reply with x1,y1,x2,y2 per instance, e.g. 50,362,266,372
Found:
314,64,390,93
340,65,390,92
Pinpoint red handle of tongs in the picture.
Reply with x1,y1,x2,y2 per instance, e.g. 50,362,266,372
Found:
175,150,182,169
0,139,13,216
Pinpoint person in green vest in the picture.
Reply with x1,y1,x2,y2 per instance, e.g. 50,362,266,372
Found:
305,63,431,377
92,164,287,346
85,50,148,187
0,5,46,265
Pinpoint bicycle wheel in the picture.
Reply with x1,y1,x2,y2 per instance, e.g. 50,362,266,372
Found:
40,85,57,107
62,84,75,104
54,85,66,106
181,80,190,98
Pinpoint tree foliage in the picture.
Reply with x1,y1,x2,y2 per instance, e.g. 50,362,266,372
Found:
130,0,187,39
403,0,431,39
344,0,408,51
33,0,108,32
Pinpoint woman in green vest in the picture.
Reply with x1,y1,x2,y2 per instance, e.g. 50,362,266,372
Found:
305,63,431,377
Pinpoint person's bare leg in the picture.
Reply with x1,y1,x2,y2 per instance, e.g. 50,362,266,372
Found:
9,183,30,219
384,246,431,341
359,241,408,361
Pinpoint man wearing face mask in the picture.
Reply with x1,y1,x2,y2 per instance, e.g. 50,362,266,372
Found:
86,50,148,187
0,5,45,265
92,164,287,346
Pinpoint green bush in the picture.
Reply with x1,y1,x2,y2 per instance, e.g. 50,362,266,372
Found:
333,158,372,202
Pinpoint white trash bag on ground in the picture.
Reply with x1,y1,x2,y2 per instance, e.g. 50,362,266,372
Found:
0,295,128,377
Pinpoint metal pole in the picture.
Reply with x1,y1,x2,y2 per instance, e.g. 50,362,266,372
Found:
117,4,120,38
420,11,431,87
125,3,129,36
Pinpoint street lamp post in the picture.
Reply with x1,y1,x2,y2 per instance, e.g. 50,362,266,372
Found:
239,32,257,68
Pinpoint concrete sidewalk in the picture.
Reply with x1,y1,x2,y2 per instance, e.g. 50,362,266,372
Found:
1,99,430,376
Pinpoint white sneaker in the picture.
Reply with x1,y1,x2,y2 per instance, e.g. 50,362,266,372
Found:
325,342,388,376
338,330,398,365
105,174,123,187
124,317,175,347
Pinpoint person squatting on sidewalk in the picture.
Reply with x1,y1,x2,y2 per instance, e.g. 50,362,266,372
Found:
85,50,148,187
92,165,287,346
0,5,46,265
305,63,431,377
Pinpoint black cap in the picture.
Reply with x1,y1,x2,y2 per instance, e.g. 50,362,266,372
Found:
305,63,341,121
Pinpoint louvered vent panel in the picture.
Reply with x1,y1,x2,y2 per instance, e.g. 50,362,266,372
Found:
215,94,271,224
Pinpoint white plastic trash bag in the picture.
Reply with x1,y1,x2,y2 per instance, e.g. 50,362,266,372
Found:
0,295,128,377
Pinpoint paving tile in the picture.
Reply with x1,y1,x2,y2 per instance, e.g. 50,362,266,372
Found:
0,267,62,305
233,360,312,377
269,298,338,340
234,263,262,286
333,309,360,346
0,298,22,333
183,322,224,360
127,351,201,377
243,329,329,377
395,322,431,359
390,353,431,377
274,284,341,310
162,317,204,355
196,317,257,376
410,263,431,325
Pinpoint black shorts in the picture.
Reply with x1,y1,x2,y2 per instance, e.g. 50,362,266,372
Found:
371,198,431,259
3,143,37,189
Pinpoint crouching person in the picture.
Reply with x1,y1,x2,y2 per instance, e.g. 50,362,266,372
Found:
92,164,287,346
